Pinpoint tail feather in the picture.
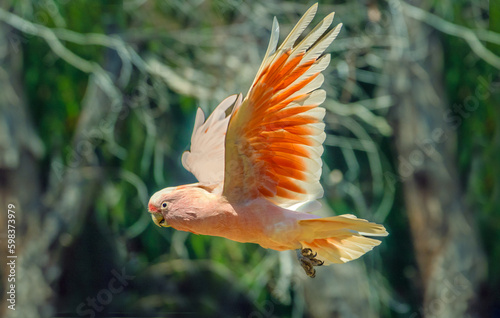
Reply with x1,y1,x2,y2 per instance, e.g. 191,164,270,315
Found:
298,214,388,264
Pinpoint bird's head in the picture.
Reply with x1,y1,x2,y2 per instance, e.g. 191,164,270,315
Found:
148,183,214,228
148,186,176,228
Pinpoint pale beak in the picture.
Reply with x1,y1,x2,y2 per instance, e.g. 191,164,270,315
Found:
151,212,170,228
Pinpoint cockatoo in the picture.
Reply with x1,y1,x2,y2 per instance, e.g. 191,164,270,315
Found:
148,3,388,277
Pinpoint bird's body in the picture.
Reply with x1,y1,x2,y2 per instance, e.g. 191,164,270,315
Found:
150,184,315,251
148,3,388,277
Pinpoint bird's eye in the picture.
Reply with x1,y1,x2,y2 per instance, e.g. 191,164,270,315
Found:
161,202,168,209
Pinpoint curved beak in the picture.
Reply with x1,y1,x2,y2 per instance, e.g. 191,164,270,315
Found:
151,212,170,228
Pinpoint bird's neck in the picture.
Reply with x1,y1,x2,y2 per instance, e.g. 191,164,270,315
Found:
169,189,235,233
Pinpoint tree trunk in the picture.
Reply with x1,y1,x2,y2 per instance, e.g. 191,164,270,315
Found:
382,3,486,317
0,23,120,316
0,24,47,317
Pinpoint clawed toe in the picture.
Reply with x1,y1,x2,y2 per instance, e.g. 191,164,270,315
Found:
301,248,317,258
310,258,324,266
296,248,324,278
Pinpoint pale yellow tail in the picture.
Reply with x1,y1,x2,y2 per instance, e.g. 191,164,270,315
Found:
298,214,388,264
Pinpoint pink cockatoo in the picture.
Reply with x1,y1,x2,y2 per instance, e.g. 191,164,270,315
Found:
148,3,388,277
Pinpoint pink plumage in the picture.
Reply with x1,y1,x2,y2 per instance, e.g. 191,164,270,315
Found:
148,3,388,277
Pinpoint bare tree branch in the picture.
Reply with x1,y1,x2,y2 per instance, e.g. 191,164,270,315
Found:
402,2,500,69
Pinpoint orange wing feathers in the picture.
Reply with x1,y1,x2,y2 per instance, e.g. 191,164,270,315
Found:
223,5,342,211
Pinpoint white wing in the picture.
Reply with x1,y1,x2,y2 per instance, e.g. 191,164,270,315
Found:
181,94,243,185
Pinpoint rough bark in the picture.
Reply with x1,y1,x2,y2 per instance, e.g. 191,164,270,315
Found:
382,3,487,317
304,262,379,318
0,24,46,318
0,23,119,317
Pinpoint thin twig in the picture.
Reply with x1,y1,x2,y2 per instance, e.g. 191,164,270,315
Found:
0,7,120,101
402,2,500,69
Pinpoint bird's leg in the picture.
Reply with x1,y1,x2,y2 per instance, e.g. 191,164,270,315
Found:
296,248,324,278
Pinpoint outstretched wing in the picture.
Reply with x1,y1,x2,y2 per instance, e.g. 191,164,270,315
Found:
223,4,342,212
182,94,242,185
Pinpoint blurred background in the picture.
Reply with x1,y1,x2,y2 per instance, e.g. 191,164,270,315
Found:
0,0,498,317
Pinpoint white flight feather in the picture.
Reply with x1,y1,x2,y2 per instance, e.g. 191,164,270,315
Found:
181,94,242,185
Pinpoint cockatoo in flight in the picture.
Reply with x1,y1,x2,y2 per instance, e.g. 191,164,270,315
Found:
148,3,388,277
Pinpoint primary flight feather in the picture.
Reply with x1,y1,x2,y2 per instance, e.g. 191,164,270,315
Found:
148,3,388,277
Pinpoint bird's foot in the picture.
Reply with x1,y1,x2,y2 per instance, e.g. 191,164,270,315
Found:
296,248,324,278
